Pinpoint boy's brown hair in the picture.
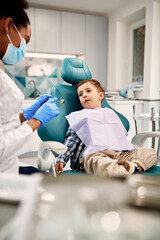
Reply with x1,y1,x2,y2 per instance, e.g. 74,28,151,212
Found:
76,79,105,94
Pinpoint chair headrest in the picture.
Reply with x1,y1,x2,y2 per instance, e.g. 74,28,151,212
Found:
61,58,92,85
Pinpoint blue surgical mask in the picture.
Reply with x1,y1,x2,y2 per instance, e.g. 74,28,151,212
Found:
2,24,27,65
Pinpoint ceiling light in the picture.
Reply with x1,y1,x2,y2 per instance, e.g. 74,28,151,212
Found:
25,52,77,59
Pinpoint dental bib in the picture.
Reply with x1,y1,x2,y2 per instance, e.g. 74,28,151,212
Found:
66,107,134,153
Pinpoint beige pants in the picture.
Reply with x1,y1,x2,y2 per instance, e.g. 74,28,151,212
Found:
81,148,157,177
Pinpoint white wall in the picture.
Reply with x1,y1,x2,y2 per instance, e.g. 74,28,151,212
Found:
107,0,160,100
143,0,160,99
116,21,129,90
85,15,108,89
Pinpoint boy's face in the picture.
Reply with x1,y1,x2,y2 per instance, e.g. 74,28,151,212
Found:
77,82,104,109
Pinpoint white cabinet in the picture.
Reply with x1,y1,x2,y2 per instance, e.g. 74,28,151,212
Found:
85,15,108,89
25,8,108,85
26,8,35,52
61,12,85,54
27,9,85,54
35,8,61,53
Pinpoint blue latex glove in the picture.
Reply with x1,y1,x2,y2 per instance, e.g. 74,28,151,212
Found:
120,86,139,98
23,94,52,120
32,97,59,127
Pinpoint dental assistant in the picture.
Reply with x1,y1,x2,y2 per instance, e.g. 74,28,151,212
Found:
0,0,59,174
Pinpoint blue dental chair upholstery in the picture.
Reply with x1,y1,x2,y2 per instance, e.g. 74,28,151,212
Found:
38,57,160,176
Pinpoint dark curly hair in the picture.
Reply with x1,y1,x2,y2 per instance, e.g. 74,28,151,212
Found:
0,0,30,28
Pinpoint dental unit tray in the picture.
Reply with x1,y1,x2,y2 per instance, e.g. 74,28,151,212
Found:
0,174,42,240
127,175,160,208
0,174,41,203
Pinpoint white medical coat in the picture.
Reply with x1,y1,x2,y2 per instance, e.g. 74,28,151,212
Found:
0,69,33,174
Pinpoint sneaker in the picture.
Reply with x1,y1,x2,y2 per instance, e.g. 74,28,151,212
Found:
134,162,143,173
119,161,143,174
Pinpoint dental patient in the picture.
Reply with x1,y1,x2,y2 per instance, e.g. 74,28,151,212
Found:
56,79,156,177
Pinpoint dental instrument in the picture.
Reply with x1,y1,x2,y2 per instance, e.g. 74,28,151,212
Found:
58,99,65,104
133,105,138,134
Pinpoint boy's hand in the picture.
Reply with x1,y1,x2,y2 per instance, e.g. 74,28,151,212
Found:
55,162,64,175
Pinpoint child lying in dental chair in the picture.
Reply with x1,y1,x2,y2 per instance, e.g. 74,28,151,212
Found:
56,79,156,177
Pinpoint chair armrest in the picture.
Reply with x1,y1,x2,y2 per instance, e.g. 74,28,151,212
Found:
131,131,160,147
38,141,67,157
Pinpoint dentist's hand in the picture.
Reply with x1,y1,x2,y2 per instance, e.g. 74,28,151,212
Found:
23,94,52,120
32,97,59,127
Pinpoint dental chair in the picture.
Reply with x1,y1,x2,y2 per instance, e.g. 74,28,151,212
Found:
38,57,160,176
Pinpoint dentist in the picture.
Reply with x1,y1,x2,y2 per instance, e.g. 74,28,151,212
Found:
0,0,59,174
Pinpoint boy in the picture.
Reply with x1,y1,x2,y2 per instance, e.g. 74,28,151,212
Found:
55,79,156,177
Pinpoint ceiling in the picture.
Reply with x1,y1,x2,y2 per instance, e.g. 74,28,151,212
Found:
28,0,131,16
